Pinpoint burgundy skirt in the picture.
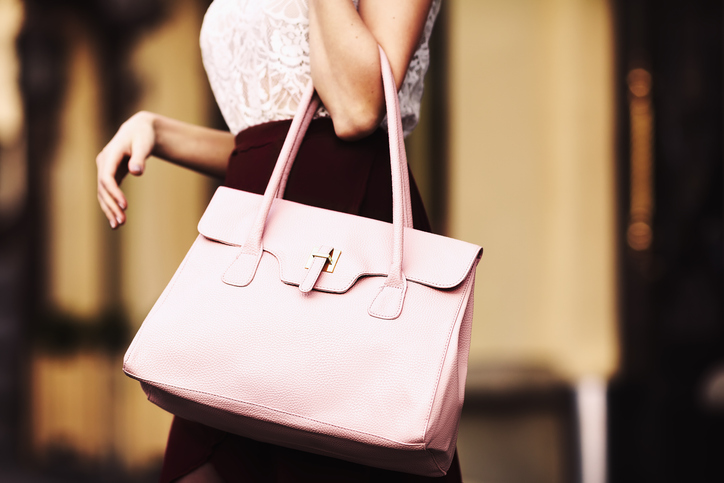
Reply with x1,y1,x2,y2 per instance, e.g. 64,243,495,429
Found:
159,118,463,483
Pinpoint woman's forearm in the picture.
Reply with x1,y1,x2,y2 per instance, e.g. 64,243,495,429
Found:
96,111,234,228
309,1,382,140
308,0,432,140
150,112,234,179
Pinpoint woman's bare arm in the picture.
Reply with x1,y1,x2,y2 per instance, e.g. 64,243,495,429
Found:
309,0,433,140
152,114,234,178
96,111,234,229
98,0,432,227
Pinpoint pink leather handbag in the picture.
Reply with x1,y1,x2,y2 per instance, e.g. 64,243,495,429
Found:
123,47,482,477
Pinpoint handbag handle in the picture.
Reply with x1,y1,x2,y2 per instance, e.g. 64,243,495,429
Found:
274,50,413,230
224,47,414,319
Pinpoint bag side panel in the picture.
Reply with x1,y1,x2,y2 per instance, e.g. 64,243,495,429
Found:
424,267,478,467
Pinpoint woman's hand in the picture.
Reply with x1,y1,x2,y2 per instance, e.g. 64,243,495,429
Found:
96,111,156,229
95,112,235,229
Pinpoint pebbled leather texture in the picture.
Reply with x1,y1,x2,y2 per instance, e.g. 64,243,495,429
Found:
123,48,483,477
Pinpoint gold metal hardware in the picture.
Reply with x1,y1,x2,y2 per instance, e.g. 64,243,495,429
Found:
304,246,341,273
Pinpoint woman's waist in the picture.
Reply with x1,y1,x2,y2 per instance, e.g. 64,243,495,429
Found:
234,117,336,150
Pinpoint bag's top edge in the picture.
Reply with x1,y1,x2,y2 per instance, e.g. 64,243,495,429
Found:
198,187,482,292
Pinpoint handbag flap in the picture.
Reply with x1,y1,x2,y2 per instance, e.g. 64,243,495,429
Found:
198,187,482,293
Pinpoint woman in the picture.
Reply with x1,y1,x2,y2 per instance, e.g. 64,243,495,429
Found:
96,1,460,481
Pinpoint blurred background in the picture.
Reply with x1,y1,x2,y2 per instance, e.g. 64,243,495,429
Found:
0,0,721,482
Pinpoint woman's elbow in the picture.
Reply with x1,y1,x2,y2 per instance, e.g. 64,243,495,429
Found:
330,102,385,141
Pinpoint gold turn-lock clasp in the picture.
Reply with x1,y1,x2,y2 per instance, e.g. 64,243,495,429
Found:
304,246,341,273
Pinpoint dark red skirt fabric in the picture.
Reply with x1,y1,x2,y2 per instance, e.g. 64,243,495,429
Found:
159,118,462,483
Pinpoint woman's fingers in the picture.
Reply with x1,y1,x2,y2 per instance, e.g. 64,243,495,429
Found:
96,143,131,227
97,191,119,229
98,176,126,228
115,154,130,180
128,136,150,176
99,146,130,202
96,111,156,228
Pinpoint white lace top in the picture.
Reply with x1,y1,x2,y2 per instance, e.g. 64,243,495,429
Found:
199,0,440,137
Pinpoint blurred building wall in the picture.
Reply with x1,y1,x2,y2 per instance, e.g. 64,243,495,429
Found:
0,0,26,220
448,0,618,381
0,0,27,464
30,0,213,471
45,15,106,318
115,0,213,466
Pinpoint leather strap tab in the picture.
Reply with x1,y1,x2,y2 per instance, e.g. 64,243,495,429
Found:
222,251,263,287
300,257,325,293
299,245,333,293
368,277,408,320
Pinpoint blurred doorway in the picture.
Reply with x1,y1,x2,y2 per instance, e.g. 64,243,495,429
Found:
610,1,724,481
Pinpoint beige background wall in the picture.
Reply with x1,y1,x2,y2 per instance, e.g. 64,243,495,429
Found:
448,0,619,380
46,16,106,318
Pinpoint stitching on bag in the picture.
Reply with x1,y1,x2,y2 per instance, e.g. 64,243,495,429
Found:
199,189,483,290
221,253,242,285
133,376,425,448
403,250,480,288
420,271,476,446
427,449,446,475
367,285,405,319
222,249,261,286
267,247,480,292
199,201,482,291
393,248,480,290
125,236,202,366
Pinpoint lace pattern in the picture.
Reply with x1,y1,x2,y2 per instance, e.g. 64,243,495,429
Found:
200,0,440,137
